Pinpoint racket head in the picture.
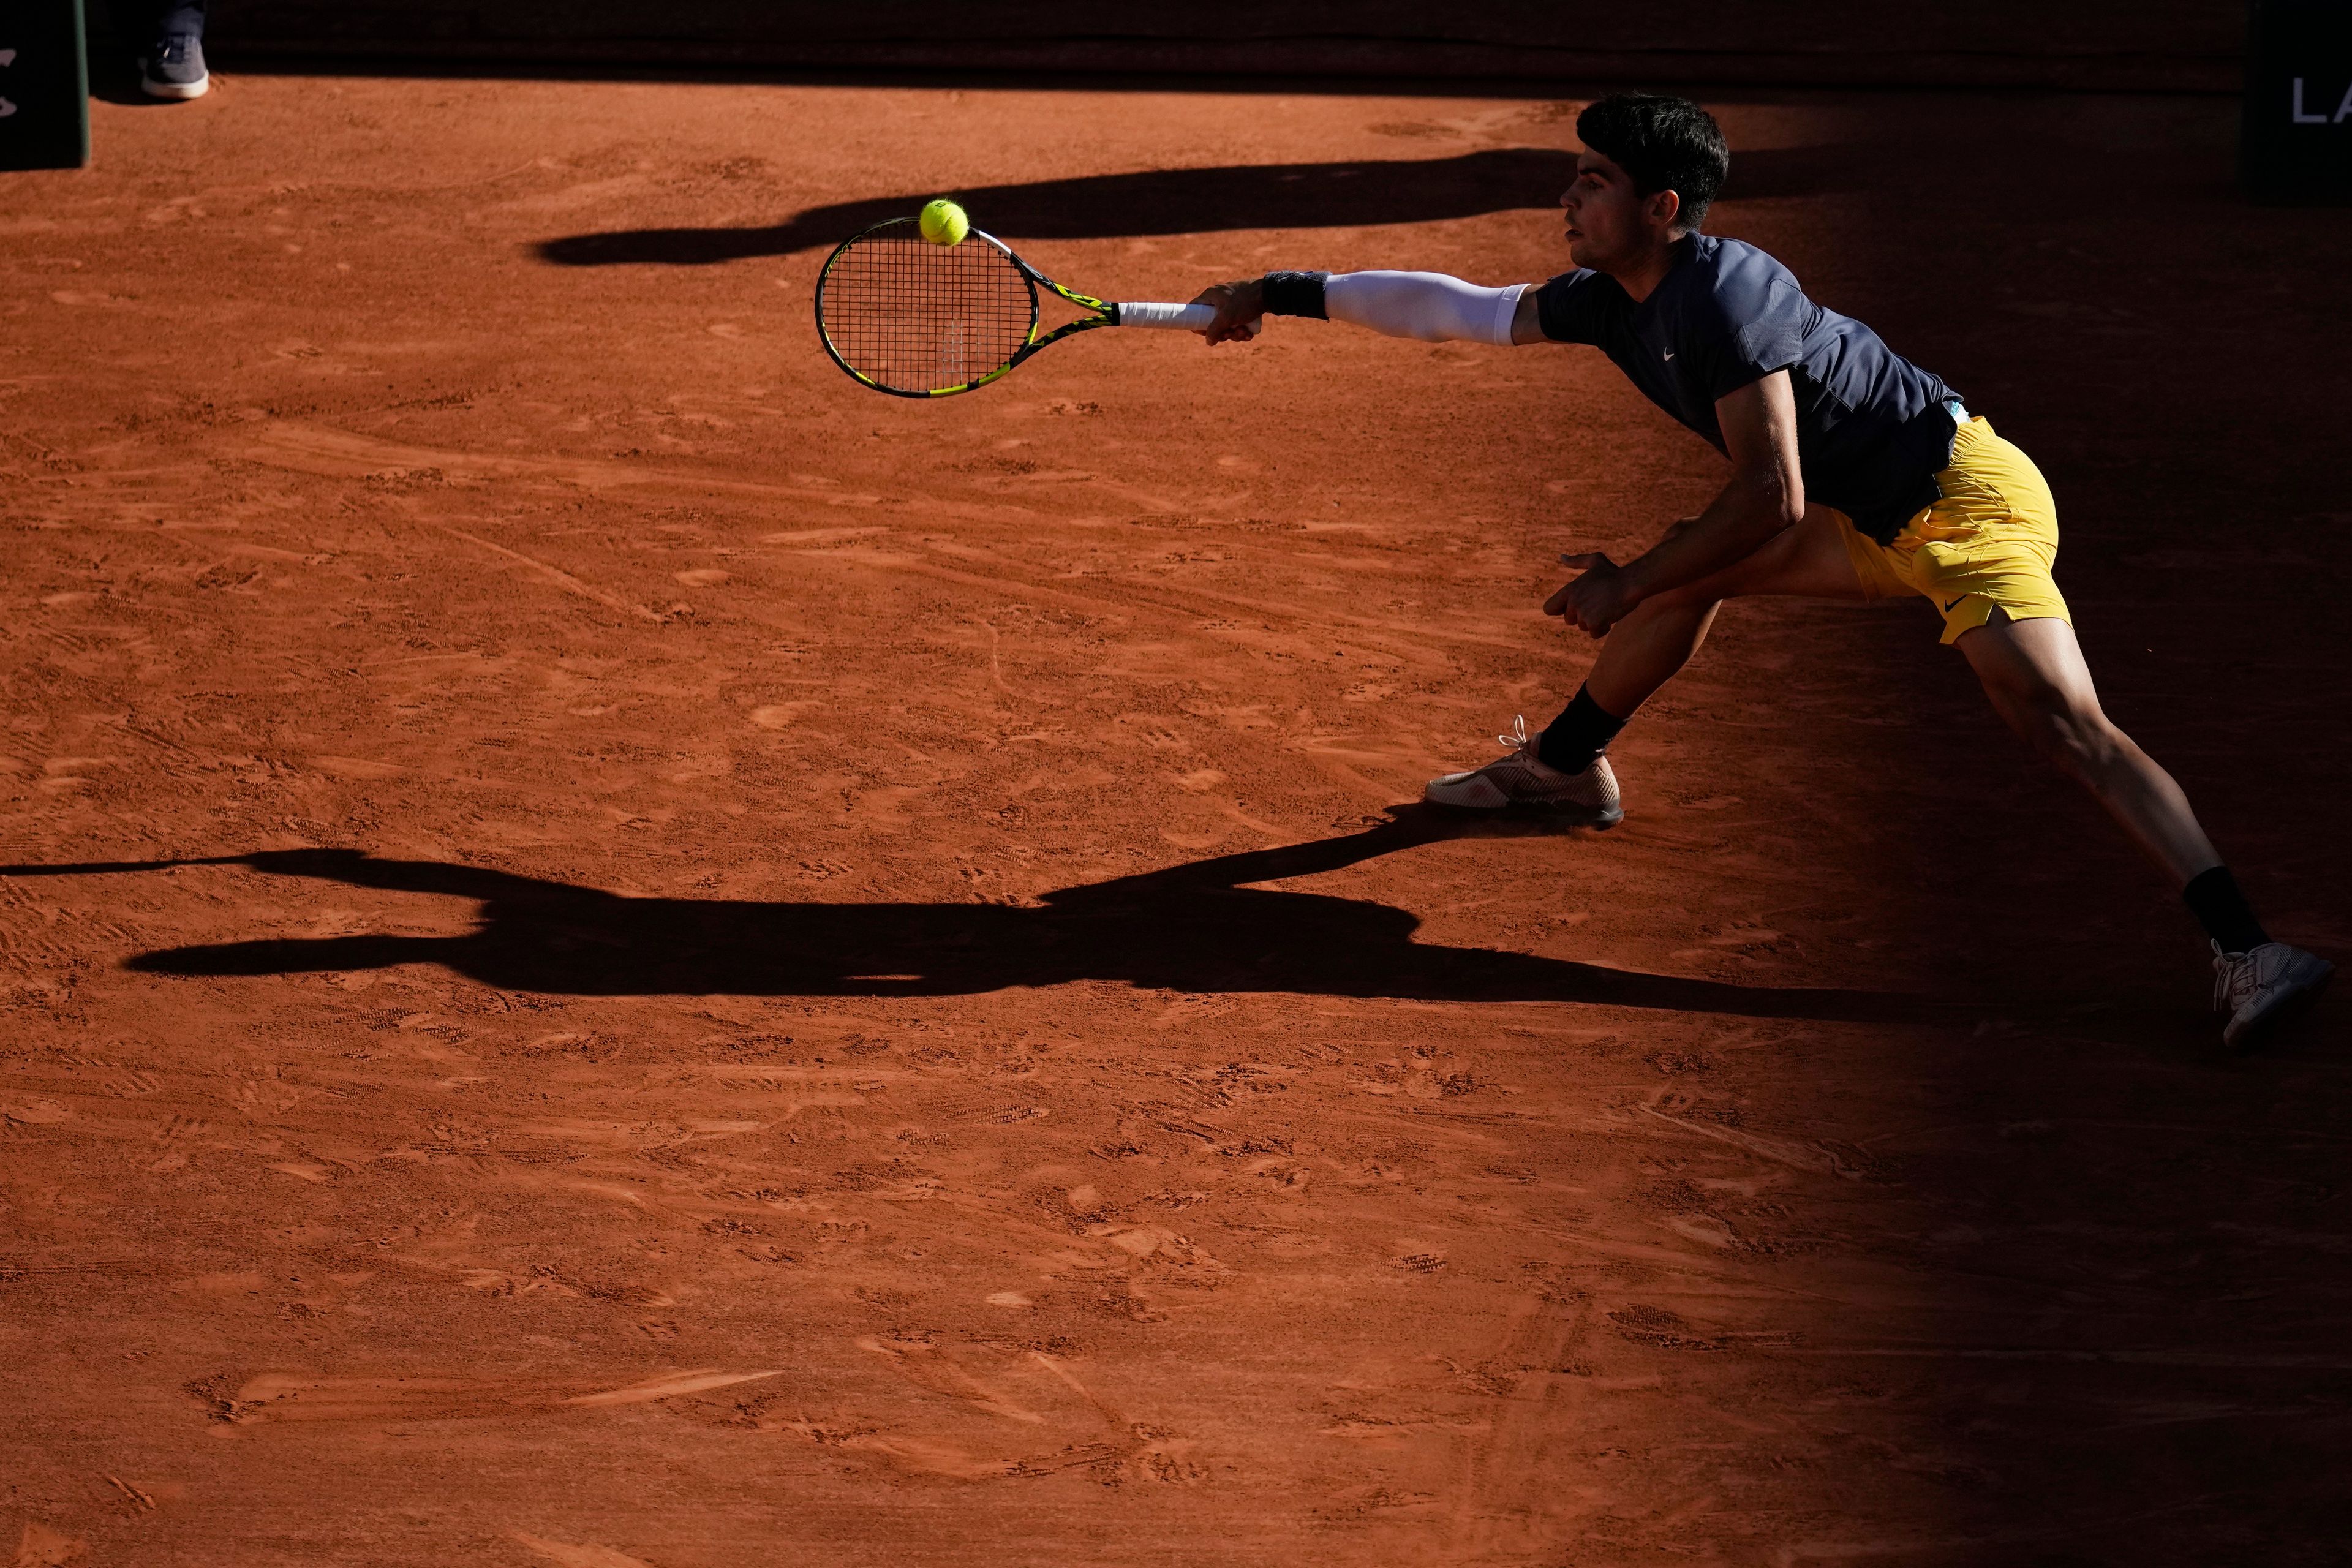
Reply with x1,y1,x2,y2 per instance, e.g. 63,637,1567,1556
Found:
814,218,1041,397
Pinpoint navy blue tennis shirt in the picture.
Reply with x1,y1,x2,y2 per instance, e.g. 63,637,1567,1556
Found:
1536,234,1961,544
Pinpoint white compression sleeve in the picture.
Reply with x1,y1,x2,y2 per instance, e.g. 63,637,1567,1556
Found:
1324,271,1529,346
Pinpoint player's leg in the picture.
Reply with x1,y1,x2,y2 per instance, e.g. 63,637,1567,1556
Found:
1425,504,1866,817
1956,611,2332,1047
1955,613,2215,880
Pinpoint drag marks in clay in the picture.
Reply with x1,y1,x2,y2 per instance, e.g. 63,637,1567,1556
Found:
720,1338,1204,1487
184,1366,782,1426
510,1534,656,1568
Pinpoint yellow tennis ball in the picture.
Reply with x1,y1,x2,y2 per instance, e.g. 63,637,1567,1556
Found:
918,198,970,246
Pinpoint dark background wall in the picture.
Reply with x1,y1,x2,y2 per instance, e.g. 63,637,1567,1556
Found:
173,2,2242,92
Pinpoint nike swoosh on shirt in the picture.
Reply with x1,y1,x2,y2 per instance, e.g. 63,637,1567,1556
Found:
1662,352,1676,361
1940,596,1967,612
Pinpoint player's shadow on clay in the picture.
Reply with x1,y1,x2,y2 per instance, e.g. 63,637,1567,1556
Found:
11,806,1958,1024
533,146,1857,267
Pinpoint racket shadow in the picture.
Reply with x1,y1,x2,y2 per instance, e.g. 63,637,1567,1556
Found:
14,803,1981,1026
535,146,1858,267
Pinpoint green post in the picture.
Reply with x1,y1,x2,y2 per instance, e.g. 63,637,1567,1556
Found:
0,0,91,172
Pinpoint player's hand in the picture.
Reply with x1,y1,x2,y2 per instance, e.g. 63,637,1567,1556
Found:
1191,278,1267,345
1545,552,1638,638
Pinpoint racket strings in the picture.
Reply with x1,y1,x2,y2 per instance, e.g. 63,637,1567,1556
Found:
818,221,1036,394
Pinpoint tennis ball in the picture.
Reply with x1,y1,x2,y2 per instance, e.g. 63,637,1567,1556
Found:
919,198,970,246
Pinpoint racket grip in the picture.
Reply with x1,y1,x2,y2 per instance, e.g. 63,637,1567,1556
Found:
1115,301,1218,331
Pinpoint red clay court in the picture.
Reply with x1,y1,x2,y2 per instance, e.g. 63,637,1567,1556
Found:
3,27,2350,1568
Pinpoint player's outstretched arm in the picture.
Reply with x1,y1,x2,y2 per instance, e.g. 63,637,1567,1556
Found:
1191,271,1542,347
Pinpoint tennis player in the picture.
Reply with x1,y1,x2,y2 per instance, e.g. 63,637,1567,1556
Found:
1190,92,2331,1050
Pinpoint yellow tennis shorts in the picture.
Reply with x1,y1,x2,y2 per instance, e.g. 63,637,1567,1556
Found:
1836,415,2071,644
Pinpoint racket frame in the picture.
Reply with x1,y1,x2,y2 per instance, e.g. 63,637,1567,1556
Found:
814,220,1139,399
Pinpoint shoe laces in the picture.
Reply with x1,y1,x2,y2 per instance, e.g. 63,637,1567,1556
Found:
2211,941,2273,1011
1496,715,1531,752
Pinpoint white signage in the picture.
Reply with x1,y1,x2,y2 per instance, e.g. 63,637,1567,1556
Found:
2291,77,2352,124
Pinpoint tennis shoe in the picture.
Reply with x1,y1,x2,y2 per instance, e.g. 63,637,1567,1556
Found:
1424,715,1622,824
2212,940,2334,1052
143,7,209,100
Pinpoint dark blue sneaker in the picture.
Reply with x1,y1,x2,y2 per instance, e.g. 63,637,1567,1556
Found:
142,6,209,100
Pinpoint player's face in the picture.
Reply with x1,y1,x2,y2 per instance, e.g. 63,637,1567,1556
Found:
1559,151,1652,271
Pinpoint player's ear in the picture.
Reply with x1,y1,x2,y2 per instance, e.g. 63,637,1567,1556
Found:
1651,187,1684,232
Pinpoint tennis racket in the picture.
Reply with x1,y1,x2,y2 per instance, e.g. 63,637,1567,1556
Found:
814,216,1221,398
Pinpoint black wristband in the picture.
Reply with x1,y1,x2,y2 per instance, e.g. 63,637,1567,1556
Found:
1261,270,1330,319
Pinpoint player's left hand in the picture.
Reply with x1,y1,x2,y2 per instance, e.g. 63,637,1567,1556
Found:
1546,552,1638,637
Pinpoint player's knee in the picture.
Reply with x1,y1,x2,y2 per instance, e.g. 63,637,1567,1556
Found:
2026,699,2121,776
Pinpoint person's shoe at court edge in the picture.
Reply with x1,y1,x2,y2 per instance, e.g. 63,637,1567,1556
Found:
2213,941,2334,1053
1425,716,1623,824
142,4,209,100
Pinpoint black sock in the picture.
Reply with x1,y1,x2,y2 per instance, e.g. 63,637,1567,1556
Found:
1536,685,1627,774
2183,866,2270,954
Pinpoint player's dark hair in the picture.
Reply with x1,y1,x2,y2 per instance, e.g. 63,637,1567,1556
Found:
1575,93,1728,233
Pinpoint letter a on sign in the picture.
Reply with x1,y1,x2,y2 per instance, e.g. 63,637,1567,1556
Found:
2338,80,2352,124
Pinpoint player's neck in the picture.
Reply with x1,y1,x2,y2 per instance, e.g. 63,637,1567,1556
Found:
1607,232,1689,304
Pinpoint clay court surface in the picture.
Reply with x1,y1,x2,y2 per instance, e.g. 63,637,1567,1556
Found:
4,72,2349,1566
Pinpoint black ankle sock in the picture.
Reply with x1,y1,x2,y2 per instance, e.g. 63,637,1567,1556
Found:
1536,685,1627,774
2183,865,2270,954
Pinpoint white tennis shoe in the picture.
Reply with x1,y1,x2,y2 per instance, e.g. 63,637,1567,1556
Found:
1424,716,1623,825
2212,941,2334,1052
